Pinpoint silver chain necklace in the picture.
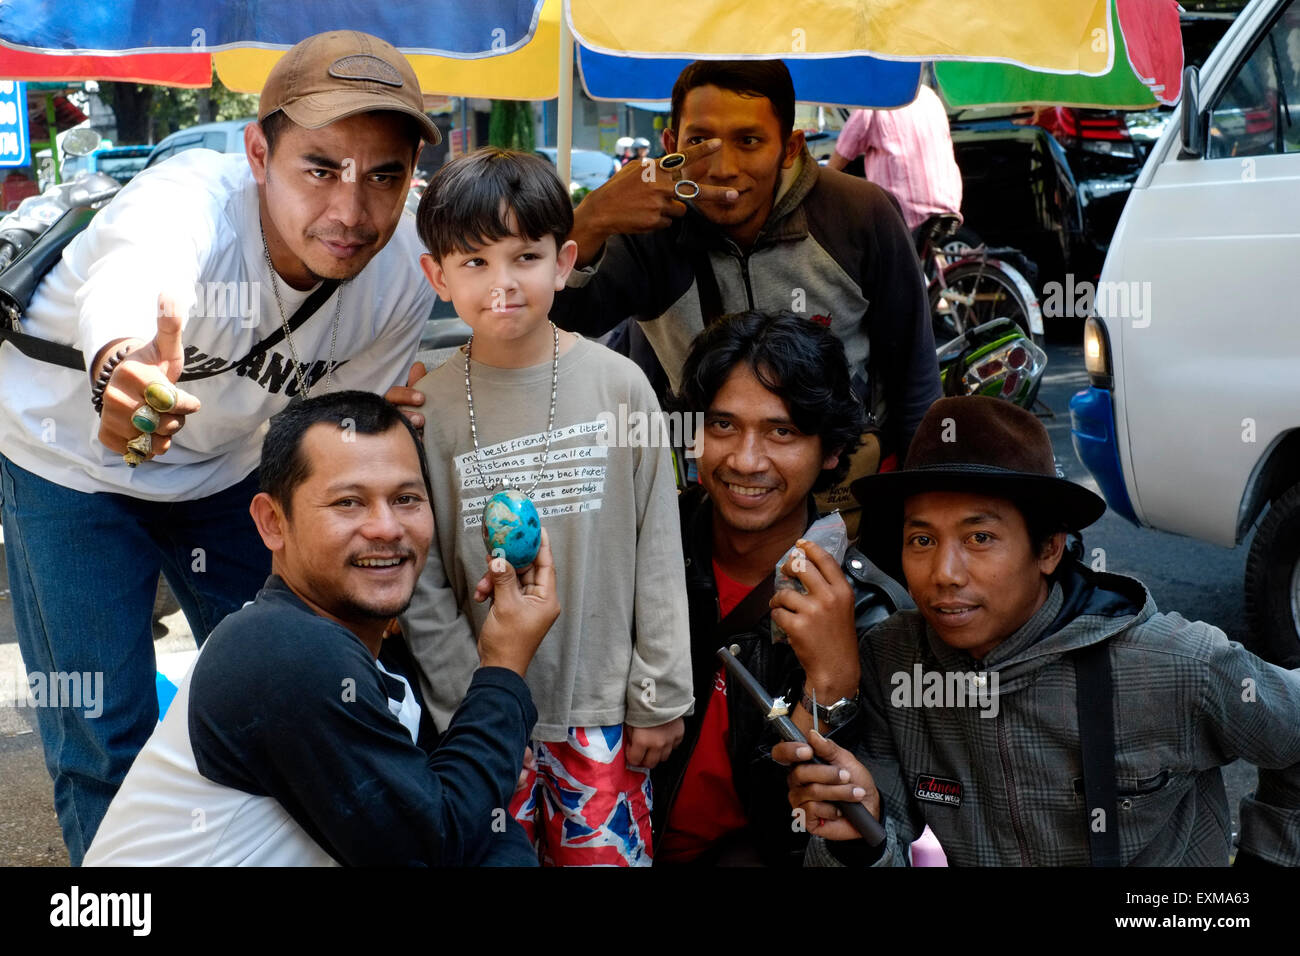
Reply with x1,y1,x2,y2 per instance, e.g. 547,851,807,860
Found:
261,227,342,399
465,321,560,496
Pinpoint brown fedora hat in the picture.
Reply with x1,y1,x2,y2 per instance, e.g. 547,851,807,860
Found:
851,396,1106,552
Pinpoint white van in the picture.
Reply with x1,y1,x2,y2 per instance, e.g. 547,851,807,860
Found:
1071,0,1300,665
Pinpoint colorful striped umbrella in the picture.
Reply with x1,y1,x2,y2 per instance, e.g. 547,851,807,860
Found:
0,0,1185,184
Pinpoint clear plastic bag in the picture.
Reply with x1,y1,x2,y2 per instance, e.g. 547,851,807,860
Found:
771,510,849,644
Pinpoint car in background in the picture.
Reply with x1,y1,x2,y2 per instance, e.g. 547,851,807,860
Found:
1071,0,1300,667
803,127,842,164
145,118,255,169
533,147,620,200
949,11,1236,297
61,145,153,186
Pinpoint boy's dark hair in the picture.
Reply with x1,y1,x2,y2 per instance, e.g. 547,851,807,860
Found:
415,147,573,261
259,391,432,518
669,60,796,142
260,109,423,162
675,311,865,492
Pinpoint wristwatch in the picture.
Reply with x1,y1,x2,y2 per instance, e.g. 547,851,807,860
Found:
800,689,861,730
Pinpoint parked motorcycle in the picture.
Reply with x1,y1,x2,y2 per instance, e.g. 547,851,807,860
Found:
937,316,1048,409
0,170,121,272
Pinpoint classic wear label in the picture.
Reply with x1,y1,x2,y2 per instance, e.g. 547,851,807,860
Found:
914,774,963,807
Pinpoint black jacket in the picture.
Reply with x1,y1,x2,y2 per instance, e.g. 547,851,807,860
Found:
652,486,912,865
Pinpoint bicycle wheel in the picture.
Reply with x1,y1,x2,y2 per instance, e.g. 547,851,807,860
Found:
929,259,1041,346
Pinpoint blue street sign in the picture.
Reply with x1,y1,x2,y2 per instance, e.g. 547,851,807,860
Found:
0,81,30,168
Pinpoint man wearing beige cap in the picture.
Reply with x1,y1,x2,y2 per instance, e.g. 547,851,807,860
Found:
0,30,438,864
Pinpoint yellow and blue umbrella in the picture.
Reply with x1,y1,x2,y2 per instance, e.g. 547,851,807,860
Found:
0,0,1184,105
0,0,1184,183
574,0,1184,109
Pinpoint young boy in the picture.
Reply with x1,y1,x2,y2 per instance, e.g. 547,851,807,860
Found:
401,148,693,866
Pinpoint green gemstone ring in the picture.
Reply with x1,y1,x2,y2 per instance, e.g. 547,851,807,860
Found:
130,403,161,433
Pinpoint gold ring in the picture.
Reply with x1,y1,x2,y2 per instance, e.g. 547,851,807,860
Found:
126,432,152,458
144,381,178,413
658,152,686,181
131,404,161,433
122,449,145,468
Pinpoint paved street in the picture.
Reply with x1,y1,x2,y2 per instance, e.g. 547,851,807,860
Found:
0,582,197,865
0,336,1259,866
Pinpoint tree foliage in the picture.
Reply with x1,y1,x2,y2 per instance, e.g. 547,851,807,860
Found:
98,74,259,145
488,100,534,151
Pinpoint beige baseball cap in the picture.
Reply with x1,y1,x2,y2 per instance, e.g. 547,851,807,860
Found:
259,30,440,145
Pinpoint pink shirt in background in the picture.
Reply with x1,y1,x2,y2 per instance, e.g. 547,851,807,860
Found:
834,85,964,232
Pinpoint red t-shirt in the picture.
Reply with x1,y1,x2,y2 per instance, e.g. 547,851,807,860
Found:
657,560,754,863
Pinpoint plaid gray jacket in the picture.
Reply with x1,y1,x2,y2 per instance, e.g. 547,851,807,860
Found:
807,561,1300,866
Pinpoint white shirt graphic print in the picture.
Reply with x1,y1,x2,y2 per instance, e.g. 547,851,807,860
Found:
455,419,610,531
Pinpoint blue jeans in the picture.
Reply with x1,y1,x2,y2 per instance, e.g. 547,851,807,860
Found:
0,455,270,865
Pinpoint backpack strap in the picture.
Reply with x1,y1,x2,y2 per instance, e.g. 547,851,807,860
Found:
0,205,99,371
1075,640,1120,866
843,547,913,611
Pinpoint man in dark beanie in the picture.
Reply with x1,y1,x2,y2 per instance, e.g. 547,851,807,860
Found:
777,395,1300,867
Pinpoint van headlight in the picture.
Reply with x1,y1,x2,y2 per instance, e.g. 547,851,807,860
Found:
1083,316,1112,388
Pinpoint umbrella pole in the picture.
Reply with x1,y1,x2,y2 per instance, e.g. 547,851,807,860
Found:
556,11,573,188
45,94,61,185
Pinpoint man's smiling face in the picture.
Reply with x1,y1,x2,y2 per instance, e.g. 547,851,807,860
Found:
267,422,434,636
248,111,417,290
698,363,838,535
664,84,803,247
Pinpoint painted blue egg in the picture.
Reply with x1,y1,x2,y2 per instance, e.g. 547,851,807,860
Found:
481,488,541,569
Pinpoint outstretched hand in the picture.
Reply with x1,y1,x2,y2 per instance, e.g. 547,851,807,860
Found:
97,293,201,459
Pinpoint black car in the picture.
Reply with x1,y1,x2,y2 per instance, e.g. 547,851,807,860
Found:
948,11,1236,298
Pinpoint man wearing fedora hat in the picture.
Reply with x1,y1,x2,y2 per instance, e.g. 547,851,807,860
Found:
0,30,439,863
777,396,1300,866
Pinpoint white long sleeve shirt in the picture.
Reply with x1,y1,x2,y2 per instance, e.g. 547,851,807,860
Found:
0,149,433,499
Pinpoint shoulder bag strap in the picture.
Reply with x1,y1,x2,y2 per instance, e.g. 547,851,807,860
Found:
0,323,86,370
0,279,341,382
1075,640,1121,866
178,279,340,382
